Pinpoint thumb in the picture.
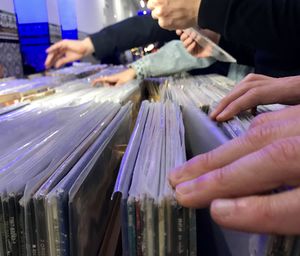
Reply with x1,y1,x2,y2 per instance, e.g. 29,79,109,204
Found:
210,188,300,234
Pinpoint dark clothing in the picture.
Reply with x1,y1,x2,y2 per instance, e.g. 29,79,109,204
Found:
198,0,300,77
219,38,254,67
89,14,254,73
89,15,178,62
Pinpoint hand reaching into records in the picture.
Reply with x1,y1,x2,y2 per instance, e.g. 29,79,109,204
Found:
210,74,300,122
169,105,300,234
92,68,136,86
176,29,220,58
147,0,201,30
45,38,95,69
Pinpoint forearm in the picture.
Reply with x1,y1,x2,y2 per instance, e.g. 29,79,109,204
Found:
131,40,216,79
89,15,178,60
82,37,95,56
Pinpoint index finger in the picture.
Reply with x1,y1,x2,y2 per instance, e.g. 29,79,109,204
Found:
169,115,300,187
46,40,68,53
175,136,300,208
250,105,300,129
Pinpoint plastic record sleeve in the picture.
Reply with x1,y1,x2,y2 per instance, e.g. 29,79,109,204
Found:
183,27,237,63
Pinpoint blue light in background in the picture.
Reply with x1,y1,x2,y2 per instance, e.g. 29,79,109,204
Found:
14,0,48,23
14,0,51,74
137,10,151,16
13,0,79,74
57,0,78,39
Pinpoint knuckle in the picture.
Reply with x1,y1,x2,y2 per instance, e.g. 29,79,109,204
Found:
257,197,277,225
212,167,228,187
264,138,300,163
247,87,261,99
246,124,276,145
195,151,214,170
244,73,257,81
250,113,270,128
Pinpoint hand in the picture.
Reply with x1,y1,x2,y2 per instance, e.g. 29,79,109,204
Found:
210,74,300,122
45,38,95,69
147,0,201,30
176,29,220,58
169,105,300,234
92,68,136,86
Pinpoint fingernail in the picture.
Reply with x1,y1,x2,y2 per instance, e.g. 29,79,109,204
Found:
211,199,235,218
216,111,228,121
209,111,216,118
169,174,181,188
176,181,194,195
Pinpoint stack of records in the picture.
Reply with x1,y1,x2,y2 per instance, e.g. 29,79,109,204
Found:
114,101,197,256
159,74,235,109
0,76,141,256
45,63,106,80
157,75,287,138
146,74,293,256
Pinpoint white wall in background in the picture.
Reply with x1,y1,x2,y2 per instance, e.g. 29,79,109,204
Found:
113,0,136,22
74,0,138,34
47,0,60,25
0,0,15,13
75,0,104,34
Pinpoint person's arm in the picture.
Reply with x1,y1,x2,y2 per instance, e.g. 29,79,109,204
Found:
130,40,216,79
92,40,216,86
89,14,178,60
198,0,300,51
148,0,300,50
45,15,177,69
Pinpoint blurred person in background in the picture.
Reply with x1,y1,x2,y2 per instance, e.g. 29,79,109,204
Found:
45,14,177,69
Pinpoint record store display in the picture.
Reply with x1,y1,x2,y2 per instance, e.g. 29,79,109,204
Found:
144,75,295,256
114,101,197,256
0,65,298,256
0,65,141,256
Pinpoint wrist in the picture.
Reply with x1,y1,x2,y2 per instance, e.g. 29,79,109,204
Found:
82,37,95,56
127,68,137,79
129,62,144,79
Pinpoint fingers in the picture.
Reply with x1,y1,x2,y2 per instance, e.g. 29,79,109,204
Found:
180,32,189,43
174,136,300,208
45,41,69,69
211,188,300,234
45,48,65,69
210,74,274,121
250,105,300,129
46,40,66,54
45,52,56,69
186,41,198,54
182,36,195,49
170,116,300,189
213,84,270,121
54,56,70,69
176,29,183,36
92,76,119,86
